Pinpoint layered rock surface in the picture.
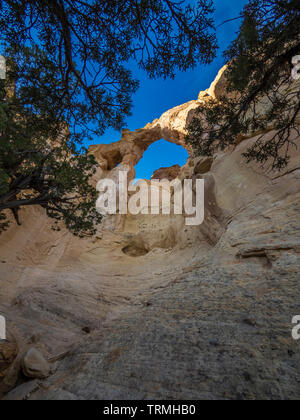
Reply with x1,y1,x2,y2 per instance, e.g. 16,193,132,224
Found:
0,67,300,400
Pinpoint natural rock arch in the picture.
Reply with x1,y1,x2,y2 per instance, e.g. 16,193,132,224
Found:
88,99,199,182
88,65,231,181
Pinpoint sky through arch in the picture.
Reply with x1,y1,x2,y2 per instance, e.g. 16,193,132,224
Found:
134,139,189,180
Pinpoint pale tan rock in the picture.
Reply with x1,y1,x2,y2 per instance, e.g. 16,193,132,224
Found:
206,64,239,101
151,164,181,181
22,348,50,379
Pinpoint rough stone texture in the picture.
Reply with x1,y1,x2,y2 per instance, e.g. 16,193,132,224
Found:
0,67,300,400
194,157,214,175
206,65,234,100
0,330,18,381
22,348,50,379
151,164,181,181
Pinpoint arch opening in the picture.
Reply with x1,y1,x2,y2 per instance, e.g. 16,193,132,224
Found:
134,139,189,181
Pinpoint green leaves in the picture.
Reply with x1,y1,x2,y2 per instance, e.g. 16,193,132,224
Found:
186,0,300,171
0,0,217,138
0,0,218,235
0,168,9,195
0,50,102,235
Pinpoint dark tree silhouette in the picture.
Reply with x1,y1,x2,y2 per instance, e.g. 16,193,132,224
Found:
0,0,217,234
186,0,300,170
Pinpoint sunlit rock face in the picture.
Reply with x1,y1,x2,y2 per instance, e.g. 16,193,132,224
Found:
151,164,181,181
88,97,198,185
1,66,300,400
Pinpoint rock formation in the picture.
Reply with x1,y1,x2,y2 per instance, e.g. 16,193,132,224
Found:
151,164,181,181
22,348,51,379
0,66,300,400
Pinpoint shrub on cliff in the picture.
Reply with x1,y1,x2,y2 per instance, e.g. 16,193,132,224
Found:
0,0,217,234
186,0,300,170
0,51,101,236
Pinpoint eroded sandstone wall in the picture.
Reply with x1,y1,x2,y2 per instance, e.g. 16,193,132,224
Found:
0,66,300,400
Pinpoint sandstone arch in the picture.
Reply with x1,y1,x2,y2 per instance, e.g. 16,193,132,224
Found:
88,99,199,182
88,65,233,181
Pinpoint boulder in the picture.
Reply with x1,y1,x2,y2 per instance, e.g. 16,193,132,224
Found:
22,348,50,379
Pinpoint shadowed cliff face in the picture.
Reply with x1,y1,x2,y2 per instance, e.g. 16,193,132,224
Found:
1,67,300,400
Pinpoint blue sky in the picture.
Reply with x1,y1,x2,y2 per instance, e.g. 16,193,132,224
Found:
93,0,249,179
